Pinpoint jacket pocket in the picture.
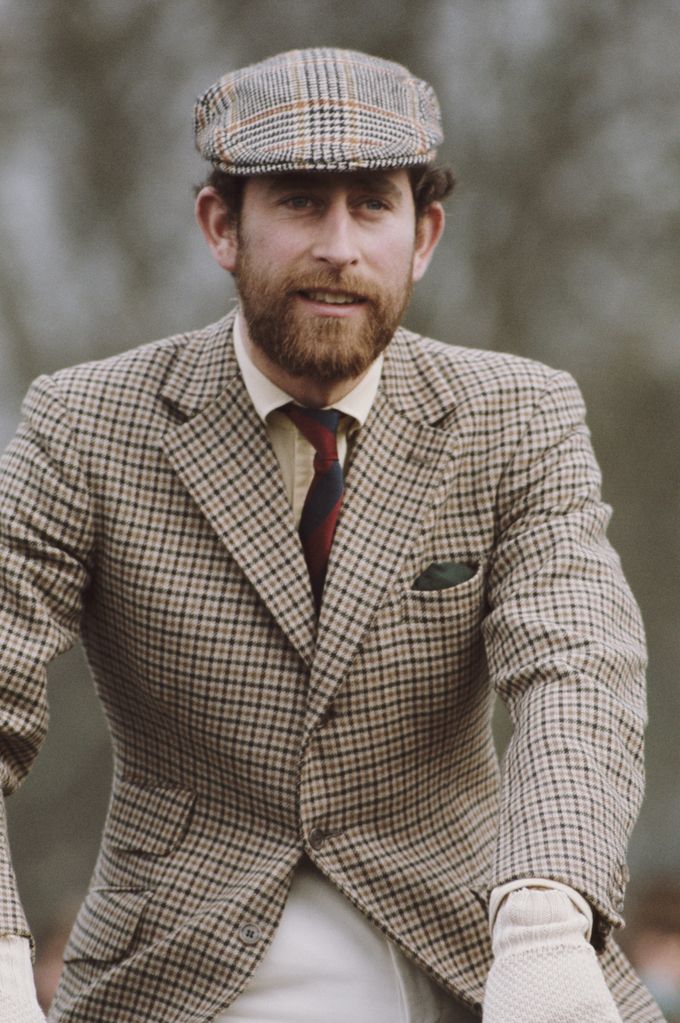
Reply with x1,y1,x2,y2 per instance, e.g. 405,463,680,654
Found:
411,560,478,591
107,780,195,856
401,558,486,617
62,887,153,964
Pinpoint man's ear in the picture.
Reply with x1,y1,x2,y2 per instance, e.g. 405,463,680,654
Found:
194,186,239,272
412,202,445,283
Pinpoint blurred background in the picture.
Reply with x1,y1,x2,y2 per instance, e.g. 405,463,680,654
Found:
1,0,679,1017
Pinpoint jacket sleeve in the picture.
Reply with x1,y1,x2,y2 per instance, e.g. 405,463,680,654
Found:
482,369,647,948
0,375,94,938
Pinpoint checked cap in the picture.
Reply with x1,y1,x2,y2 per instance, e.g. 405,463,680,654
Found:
193,47,443,175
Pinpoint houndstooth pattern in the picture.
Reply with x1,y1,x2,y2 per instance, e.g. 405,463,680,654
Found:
0,311,664,1021
193,48,443,174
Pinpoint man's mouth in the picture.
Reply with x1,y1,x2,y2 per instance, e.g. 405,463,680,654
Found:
298,289,366,306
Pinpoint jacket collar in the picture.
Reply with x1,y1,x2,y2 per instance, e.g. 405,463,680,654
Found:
159,310,461,429
159,310,317,665
159,309,241,420
305,333,463,733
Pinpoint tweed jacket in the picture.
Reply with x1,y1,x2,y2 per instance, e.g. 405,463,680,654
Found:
0,311,663,1022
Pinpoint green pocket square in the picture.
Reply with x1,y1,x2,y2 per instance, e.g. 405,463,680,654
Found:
412,561,478,592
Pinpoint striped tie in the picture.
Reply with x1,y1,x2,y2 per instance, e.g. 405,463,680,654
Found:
283,404,344,613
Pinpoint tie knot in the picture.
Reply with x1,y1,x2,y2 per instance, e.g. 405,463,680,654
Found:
283,404,340,460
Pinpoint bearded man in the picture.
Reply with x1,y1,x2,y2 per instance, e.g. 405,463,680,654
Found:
0,48,665,1023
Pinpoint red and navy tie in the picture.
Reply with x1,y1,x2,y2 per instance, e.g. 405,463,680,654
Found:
283,404,344,613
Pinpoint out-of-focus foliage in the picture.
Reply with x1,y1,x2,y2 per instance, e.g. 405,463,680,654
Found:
1,0,679,1014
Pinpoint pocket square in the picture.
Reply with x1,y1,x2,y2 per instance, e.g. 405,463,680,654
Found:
412,561,478,592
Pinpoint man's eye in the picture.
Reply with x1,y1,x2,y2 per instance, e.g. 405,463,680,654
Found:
284,196,313,209
361,198,389,211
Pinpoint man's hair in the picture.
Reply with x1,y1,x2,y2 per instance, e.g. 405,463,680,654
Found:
195,164,455,225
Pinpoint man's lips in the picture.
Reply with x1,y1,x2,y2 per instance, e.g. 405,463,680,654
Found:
291,287,369,318
297,288,367,306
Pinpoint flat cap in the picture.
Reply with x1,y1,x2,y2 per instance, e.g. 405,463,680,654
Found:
193,47,443,175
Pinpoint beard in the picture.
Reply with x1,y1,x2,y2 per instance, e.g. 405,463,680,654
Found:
234,243,414,384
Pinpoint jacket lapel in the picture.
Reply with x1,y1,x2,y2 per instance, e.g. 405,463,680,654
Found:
159,314,317,666
305,331,462,731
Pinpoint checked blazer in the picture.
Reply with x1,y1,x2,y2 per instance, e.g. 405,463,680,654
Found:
0,310,663,1022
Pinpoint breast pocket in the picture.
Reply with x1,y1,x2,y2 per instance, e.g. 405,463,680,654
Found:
362,559,487,687
401,558,486,623
411,559,479,592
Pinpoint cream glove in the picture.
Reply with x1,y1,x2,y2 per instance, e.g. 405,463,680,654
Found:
0,936,45,1023
483,888,622,1023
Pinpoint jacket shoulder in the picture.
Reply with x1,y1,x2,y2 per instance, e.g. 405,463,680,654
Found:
23,315,234,430
44,322,215,403
413,331,567,391
388,328,581,423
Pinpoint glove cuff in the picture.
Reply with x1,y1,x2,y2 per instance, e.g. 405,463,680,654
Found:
492,888,590,957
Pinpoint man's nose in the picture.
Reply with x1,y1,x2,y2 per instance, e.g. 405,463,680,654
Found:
309,206,360,268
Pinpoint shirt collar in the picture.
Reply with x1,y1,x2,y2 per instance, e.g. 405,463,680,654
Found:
233,310,383,426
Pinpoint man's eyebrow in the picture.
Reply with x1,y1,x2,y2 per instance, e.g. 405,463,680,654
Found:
349,174,404,202
263,173,405,202
263,175,316,194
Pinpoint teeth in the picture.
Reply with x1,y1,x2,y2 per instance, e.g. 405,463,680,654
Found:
304,290,359,305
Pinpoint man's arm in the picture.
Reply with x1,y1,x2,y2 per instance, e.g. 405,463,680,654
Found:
0,375,94,1006
483,368,646,928
479,370,646,1015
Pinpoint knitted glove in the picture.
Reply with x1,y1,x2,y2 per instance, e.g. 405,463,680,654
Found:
483,888,622,1023
0,936,45,1023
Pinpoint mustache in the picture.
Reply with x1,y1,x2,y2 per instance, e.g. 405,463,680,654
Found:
280,269,380,303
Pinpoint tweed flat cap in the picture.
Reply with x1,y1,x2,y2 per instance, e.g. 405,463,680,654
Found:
193,47,443,175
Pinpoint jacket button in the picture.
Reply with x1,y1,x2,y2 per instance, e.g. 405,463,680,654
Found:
239,922,262,945
308,827,327,850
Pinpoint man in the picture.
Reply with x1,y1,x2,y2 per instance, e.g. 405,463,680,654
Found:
0,47,665,1022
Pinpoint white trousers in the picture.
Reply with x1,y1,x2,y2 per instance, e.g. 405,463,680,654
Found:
215,859,477,1023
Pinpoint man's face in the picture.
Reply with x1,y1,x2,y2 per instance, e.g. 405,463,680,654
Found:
228,170,438,384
